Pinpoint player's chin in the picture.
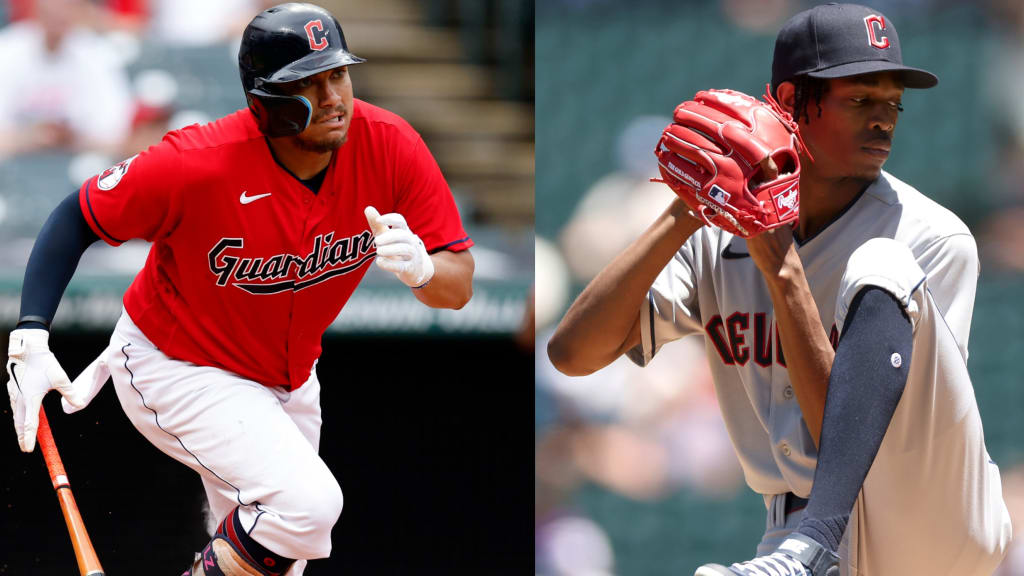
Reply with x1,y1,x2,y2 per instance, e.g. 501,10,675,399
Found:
848,165,883,181
852,157,886,180
297,130,347,153
321,124,349,145
320,132,347,150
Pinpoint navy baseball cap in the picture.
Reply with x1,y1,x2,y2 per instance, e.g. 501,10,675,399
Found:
771,3,938,94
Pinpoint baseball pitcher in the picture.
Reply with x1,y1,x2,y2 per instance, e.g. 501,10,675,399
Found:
549,4,1011,575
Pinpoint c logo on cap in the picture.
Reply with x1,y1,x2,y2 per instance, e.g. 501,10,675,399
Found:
304,19,329,51
863,15,890,50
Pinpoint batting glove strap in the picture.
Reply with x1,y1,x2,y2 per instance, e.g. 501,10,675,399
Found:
16,315,51,330
8,328,51,357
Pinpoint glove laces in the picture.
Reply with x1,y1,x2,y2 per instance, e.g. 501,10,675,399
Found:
730,551,811,576
762,84,814,164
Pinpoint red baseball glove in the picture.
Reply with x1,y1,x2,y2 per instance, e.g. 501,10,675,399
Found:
653,87,808,238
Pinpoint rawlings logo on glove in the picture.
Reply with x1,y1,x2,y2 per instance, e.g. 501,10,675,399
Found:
654,86,810,238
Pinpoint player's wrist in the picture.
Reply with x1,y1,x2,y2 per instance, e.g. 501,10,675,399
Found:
9,327,52,356
675,210,705,235
658,198,704,244
405,251,434,288
754,255,794,280
760,261,808,295
16,315,51,332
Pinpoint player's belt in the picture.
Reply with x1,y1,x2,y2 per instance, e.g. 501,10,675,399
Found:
784,492,809,516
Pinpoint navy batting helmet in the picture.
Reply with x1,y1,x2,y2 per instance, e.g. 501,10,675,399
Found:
238,3,365,137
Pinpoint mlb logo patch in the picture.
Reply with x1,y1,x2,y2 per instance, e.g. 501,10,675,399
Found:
707,184,730,206
772,183,799,218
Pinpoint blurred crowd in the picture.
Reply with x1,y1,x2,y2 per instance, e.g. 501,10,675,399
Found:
535,110,747,576
0,0,535,285
978,0,1024,274
0,0,534,214
0,0,277,162
535,1,1024,574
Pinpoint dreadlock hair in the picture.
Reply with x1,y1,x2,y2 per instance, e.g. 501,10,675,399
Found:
789,75,829,124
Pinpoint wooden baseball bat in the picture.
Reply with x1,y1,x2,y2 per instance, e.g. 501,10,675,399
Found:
36,405,105,576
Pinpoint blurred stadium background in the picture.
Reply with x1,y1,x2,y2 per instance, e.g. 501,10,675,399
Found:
0,0,533,573
536,1,1024,575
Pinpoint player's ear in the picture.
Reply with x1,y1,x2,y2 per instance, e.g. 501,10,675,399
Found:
775,82,797,117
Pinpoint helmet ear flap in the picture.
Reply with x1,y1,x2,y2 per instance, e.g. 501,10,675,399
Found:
247,89,312,137
246,92,269,125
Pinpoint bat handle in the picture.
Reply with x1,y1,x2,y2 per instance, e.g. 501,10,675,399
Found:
37,406,105,576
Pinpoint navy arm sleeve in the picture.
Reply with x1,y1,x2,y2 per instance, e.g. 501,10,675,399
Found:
796,286,913,552
16,191,102,330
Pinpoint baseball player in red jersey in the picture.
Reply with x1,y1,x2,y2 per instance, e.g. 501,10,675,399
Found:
5,3,473,575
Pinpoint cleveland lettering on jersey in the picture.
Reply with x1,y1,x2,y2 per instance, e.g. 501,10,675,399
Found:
704,311,838,367
208,230,375,294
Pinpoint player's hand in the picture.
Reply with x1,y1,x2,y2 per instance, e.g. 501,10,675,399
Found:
6,329,87,452
669,197,707,233
746,224,799,280
745,157,799,277
364,206,435,288
61,354,111,416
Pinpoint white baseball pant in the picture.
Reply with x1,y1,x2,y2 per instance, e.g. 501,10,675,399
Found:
103,311,342,573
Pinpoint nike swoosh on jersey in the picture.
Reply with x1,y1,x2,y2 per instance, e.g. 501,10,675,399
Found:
240,191,272,205
721,245,750,259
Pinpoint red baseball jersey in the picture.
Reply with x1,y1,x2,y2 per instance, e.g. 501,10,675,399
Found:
79,99,472,389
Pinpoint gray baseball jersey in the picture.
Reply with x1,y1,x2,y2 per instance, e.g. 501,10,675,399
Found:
629,171,1011,571
835,238,1010,574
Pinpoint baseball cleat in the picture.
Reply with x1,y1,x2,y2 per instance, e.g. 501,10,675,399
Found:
694,533,839,576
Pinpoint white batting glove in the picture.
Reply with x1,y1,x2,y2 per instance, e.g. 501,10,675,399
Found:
6,329,87,452
365,206,435,288
61,354,111,415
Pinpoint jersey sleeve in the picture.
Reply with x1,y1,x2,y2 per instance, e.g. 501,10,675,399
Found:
394,136,472,253
913,233,978,360
626,236,704,367
835,237,927,337
78,136,185,246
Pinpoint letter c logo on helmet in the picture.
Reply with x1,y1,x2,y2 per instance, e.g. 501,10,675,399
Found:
304,19,329,51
